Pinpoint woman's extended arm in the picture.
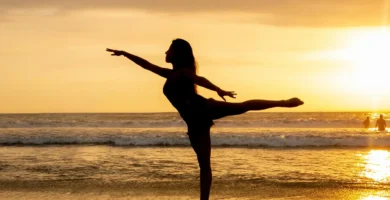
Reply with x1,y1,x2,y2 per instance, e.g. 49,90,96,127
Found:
106,48,171,78
197,76,236,101
180,69,236,101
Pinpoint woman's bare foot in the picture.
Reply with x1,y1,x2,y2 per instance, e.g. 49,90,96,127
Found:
282,98,304,108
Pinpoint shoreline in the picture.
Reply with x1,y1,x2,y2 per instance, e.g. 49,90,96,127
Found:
0,180,388,200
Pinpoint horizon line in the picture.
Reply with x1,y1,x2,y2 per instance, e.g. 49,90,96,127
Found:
0,111,389,115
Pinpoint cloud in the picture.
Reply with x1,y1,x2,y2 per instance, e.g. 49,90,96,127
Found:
0,0,389,27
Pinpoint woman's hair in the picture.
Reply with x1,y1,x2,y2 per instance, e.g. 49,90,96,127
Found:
170,38,198,92
170,38,197,74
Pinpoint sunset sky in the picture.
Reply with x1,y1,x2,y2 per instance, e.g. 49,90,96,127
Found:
1,0,390,113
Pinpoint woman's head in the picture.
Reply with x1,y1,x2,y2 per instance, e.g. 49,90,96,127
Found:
165,39,197,72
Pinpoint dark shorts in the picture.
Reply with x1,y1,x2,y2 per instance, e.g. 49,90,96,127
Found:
181,96,214,135
181,95,246,136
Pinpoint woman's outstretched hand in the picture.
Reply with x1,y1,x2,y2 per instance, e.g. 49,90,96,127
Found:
217,89,237,101
106,48,125,56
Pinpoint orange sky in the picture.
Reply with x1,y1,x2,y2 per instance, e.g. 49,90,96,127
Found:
1,0,389,113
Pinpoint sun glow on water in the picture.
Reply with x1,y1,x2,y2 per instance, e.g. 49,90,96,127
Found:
361,150,390,183
361,196,390,200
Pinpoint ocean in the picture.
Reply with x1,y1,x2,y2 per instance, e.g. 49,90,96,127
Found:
0,112,389,200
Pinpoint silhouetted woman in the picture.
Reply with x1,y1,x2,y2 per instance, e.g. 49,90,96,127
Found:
106,39,304,200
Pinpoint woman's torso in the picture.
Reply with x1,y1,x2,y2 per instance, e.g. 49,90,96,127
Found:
163,70,210,122
163,70,197,112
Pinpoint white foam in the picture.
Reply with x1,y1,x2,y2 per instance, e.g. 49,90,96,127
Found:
1,127,389,147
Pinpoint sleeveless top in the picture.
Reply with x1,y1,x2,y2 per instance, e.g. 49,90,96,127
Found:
163,70,213,128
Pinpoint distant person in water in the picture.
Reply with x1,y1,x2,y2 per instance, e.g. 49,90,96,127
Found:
376,114,386,131
106,39,304,200
363,116,370,128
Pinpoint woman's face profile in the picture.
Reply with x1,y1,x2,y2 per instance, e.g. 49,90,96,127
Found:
165,45,174,63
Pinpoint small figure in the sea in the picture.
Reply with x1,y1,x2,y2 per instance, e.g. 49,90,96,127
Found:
362,116,370,128
375,114,386,131
106,39,304,200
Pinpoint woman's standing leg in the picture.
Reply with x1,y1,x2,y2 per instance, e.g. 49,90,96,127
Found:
188,126,212,200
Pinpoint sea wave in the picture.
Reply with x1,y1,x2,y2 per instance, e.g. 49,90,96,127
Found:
0,117,386,128
1,127,389,147
1,112,388,128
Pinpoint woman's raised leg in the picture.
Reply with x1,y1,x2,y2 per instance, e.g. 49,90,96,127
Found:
210,97,304,120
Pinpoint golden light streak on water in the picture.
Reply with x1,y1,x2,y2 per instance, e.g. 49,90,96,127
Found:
361,196,389,200
361,150,390,183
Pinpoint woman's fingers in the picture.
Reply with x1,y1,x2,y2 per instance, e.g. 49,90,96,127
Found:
217,90,236,101
106,48,122,56
228,91,236,98
106,48,120,54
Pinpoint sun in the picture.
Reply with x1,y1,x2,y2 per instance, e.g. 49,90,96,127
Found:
340,30,390,68
335,29,390,96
